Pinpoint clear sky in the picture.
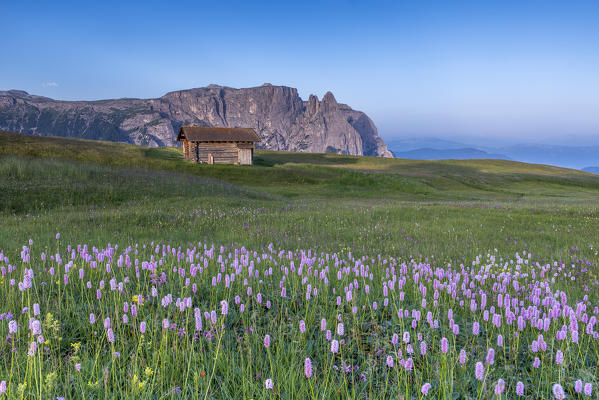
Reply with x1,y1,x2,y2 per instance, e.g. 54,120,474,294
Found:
1,0,598,144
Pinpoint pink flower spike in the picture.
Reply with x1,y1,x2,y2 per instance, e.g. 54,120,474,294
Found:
386,355,393,368
486,348,495,365
441,337,448,354
304,358,313,378
494,379,505,395
421,382,431,395
555,350,563,365
552,383,565,399
475,362,484,381
459,349,467,365
331,339,339,354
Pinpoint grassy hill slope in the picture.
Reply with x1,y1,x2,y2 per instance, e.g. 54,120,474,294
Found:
2,130,599,214
0,130,598,283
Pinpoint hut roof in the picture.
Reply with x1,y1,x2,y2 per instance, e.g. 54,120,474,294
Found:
177,127,260,142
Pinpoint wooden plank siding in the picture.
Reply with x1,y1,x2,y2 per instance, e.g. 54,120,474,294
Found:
178,127,259,165
197,144,239,164
182,140,257,165
182,140,190,160
177,126,259,165
238,148,252,165
183,142,237,164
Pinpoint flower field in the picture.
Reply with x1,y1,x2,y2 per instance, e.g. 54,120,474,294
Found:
1,132,599,398
1,235,597,399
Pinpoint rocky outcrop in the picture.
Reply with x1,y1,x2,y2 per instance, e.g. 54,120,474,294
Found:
0,84,393,157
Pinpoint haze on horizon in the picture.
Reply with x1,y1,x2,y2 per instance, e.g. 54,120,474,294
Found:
1,0,598,145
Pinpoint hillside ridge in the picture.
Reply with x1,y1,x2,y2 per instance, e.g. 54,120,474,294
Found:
2,129,599,207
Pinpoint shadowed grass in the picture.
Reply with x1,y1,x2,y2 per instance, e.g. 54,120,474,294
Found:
0,156,267,214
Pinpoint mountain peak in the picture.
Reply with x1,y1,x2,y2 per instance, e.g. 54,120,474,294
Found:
0,84,393,157
322,91,337,104
321,91,338,113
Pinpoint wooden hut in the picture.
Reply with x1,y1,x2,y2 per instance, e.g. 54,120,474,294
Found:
177,127,260,165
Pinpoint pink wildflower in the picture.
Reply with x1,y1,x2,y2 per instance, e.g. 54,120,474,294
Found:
421,382,431,395
516,381,524,396
486,348,495,365
555,350,563,365
475,362,484,380
331,339,339,354
552,383,565,399
265,379,273,390
107,328,114,343
494,379,505,395
459,349,467,365
441,337,448,354
304,358,312,378
386,355,393,368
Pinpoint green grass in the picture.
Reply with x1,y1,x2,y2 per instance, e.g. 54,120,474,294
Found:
0,155,265,213
1,129,599,265
1,130,599,261
3,130,599,203
0,131,598,399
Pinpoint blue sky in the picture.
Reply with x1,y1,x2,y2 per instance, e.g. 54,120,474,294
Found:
1,0,598,143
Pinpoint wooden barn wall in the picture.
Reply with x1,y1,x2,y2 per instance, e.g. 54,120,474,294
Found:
182,140,190,160
182,141,255,164
187,142,198,162
197,143,239,164
238,148,252,165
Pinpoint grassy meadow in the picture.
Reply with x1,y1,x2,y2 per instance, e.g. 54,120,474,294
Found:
0,130,598,399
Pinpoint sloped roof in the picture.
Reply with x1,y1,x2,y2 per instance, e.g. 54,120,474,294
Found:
177,126,260,142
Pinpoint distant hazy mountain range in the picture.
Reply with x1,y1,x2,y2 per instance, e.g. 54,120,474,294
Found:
387,137,599,170
395,147,510,160
0,85,392,157
583,167,599,173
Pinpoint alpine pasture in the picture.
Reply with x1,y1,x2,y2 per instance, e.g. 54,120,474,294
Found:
1,131,598,399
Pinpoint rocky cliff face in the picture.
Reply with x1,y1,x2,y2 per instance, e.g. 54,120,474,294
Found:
0,84,393,157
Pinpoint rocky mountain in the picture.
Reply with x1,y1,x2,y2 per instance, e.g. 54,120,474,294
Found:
0,84,392,157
